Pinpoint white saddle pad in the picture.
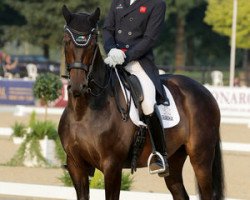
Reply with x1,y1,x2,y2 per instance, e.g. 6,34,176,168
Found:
128,86,180,128
158,86,180,128
115,69,180,128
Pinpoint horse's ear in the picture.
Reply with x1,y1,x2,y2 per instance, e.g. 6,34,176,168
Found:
88,7,100,24
62,5,72,24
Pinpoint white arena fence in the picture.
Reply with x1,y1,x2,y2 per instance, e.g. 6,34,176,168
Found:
0,182,241,200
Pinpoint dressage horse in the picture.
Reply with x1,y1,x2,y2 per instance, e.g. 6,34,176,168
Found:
58,5,224,200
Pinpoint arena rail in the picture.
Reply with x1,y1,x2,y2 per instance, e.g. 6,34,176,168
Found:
0,182,240,200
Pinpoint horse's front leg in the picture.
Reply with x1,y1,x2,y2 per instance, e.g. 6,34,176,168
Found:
103,159,123,200
67,156,92,200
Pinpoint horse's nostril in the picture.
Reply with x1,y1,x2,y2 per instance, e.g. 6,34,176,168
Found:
72,90,81,97
67,85,71,90
80,84,86,91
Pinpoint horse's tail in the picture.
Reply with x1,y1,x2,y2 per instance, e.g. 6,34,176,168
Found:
212,137,224,200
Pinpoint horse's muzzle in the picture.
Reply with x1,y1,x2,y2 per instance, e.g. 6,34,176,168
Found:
68,83,89,97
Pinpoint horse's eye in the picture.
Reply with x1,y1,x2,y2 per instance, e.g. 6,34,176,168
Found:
63,34,71,43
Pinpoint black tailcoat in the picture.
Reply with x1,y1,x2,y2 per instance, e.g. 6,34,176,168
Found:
103,0,166,100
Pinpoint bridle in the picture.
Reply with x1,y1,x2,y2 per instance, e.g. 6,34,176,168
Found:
64,24,129,120
63,25,111,96
64,25,98,73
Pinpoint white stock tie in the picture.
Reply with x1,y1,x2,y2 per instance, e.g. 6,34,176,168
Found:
130,0,136,5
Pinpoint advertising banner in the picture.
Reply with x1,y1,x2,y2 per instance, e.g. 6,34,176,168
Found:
206,86,250,124
0,79,35,105
0,79,68,107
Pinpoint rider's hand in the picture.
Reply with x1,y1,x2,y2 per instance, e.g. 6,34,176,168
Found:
104,56,117,68
108,48,126,65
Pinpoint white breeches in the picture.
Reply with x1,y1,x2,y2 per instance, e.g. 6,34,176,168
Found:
125,61,156,115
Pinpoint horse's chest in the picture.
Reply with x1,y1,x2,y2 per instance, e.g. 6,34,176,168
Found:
67,122,100,149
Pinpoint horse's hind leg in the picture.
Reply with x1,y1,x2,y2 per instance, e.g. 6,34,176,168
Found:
165,146,189,200
103,159,122,200
188,145,215,200
67,157,93,200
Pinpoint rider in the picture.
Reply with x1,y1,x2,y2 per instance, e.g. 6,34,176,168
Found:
103,0,169,176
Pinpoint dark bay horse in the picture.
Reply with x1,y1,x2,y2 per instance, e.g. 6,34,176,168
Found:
58,5,224,200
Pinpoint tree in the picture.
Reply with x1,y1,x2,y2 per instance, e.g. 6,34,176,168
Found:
3,0,109,58
204,0,250,49
205,0,250,84
33,73,62,120
154,1,232,70
165,0,206,69
0,1,26,47
185,3,231,67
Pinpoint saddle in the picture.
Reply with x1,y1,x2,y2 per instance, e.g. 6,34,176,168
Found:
118,69,144,110
117,68,170,112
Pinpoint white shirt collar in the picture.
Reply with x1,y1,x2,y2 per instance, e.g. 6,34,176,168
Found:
130,0,136,5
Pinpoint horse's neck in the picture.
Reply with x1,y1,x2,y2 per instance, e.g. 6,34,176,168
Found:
91,47,106,83
88,48,112,109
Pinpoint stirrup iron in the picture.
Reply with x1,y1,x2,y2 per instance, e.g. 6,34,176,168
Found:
147,151,166,174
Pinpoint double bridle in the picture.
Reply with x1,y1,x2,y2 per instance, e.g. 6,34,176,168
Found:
64,25,129,120
64,25,111,96
64,25,98,73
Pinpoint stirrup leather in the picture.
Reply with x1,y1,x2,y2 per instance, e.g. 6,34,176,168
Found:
147,151,166,174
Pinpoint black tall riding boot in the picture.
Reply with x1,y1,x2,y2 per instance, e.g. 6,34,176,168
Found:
145,106,169,177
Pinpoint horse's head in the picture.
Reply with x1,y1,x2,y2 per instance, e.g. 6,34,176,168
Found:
62,5,100,97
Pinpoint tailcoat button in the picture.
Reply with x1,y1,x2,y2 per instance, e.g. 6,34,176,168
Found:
118,30,122,34
129,17,133,21
125,45,130,48
128,31,132,36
